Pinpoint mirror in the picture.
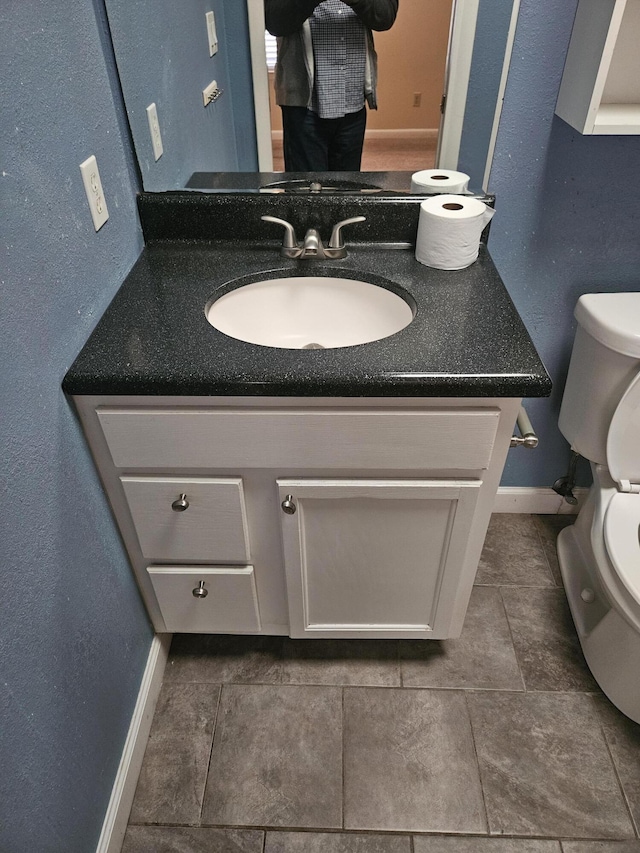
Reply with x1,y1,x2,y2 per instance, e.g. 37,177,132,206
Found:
102,0,520,193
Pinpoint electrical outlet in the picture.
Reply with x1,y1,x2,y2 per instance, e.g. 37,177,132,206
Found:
413,92,422,108
146,103,164,161
79,155,109,231
206,11,218,56
202,79,222,107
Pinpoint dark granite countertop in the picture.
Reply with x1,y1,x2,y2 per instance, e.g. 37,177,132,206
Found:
63,233,551,398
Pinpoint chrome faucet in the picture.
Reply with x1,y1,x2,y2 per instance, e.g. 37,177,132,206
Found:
261,215,366,259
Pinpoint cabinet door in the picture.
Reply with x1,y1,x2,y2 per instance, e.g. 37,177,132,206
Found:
278,479,481,639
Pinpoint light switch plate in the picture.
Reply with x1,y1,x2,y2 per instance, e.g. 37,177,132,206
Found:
206,11,218,56
146,103,164,161
79,155,109,231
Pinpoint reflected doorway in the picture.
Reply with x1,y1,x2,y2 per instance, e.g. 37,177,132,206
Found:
265,0,451,172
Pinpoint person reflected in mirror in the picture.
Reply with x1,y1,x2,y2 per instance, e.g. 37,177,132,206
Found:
265,0,398,172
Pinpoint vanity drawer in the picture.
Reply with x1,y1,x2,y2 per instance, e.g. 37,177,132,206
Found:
120,476,250,562
148,566,261,633
99,408,500,471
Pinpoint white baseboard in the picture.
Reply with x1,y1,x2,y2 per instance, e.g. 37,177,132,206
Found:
96,633,171,853
493,487,588,515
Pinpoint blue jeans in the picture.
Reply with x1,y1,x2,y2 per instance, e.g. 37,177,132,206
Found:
281,106,367,171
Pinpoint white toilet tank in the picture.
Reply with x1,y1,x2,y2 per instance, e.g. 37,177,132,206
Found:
559,293,640,464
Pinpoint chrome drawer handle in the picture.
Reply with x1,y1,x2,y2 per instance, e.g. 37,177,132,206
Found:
171,493,190,511
281,494,297,514
192,581,208,599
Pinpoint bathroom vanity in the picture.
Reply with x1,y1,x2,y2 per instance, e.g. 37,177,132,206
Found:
64,193,551,640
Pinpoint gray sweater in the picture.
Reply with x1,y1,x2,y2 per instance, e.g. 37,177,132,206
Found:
265,0,398,111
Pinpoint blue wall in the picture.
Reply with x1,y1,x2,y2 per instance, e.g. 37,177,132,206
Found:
487,0,640,488
104,0,258,190
0,1,152,851
458,0,514,184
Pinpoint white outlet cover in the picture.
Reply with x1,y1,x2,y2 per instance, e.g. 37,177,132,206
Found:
146,103,164,161
79,155,109,232
206,11,218,56
202,80,219,107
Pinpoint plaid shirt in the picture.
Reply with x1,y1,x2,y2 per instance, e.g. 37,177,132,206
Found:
309,0,367,119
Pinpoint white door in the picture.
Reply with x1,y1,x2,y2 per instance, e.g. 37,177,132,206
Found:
278,479,481,639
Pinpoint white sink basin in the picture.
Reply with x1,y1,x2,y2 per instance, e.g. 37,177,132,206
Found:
206,275,414,349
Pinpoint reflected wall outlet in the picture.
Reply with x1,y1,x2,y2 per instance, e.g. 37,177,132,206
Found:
206,11,218,56
146,103,164,161
203,79,222,106
79,155,109,231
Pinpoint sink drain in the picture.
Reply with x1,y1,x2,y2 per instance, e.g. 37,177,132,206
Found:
302,342,325,349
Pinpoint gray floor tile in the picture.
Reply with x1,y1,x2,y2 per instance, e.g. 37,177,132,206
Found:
121,825,264,853
414,839,560,852
534,515,575,586
467,691,635,839
594,694,640,834
202,684,342,828
164,634,283,684
500,586,599,692
129,682,220,825
562,843,640,852
476,515,554,586
400,586,524,690
343,687,486,833
265,831,411,852
281,638,400,686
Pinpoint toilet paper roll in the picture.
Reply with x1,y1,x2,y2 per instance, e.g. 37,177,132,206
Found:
415,194,495,270
411,169,470,194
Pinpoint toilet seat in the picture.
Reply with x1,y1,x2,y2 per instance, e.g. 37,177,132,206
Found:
602,371,640,609
604,493,640,608
607,371,640,490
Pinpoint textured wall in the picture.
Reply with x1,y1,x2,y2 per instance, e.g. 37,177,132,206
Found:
487,0,640,488
0,1,153,851
104,0,258,190
458,0,514,184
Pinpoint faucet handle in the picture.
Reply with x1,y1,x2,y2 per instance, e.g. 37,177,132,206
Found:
261,215,299,249
328,216,366,249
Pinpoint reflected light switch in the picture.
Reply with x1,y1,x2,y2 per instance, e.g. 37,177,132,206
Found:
206,11,218,56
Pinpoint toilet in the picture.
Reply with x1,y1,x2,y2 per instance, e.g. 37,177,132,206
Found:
557,292,640,723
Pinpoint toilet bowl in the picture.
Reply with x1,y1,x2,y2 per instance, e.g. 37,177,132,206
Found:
557,293,640,723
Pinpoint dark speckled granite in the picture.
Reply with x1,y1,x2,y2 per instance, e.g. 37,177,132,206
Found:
185,170,416,192
63,192,550,398
137,191,495,245
63,193,551,397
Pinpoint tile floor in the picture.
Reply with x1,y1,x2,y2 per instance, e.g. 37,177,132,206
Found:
122,514,640,853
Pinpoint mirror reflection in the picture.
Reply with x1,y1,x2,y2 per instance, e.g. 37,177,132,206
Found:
102,0,518,193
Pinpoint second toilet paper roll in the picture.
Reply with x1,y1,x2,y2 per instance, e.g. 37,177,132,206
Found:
411,169,470,194
415,194,495,270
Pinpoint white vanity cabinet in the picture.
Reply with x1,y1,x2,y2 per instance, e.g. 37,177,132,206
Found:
73,396,521,639
555,0,640,134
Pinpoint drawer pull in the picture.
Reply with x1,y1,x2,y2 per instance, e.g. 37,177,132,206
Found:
281,494,297,515
192,581,209,599
171,493,190,512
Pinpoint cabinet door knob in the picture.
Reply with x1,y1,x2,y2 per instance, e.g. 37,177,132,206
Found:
281,494,297,514
171,493,190,512
192,581,209,599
